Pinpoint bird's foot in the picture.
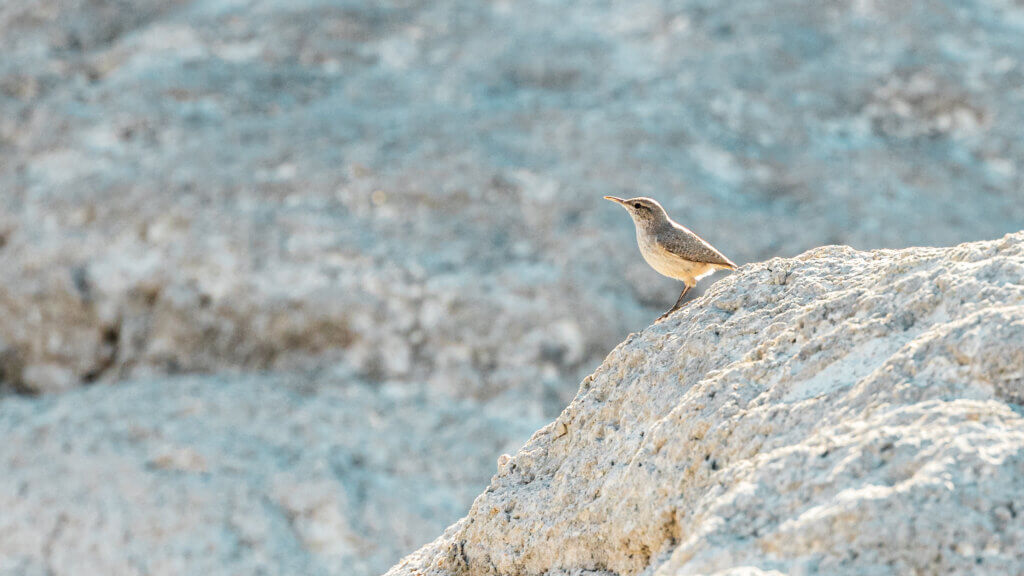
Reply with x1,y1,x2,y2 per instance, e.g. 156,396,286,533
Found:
654,303,685,323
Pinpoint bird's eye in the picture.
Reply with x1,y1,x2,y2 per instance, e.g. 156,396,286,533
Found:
633,203,642,209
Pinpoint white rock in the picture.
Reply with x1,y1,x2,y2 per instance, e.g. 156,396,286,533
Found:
388,233,1024,576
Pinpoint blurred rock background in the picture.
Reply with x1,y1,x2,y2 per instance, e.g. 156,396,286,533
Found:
0,0,1022,574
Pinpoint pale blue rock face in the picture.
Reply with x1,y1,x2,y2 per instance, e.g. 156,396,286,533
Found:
0,372,546,576
2,0,1024,396
0,1,1023,575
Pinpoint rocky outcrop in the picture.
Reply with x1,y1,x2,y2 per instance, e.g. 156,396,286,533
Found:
4,0,1024,394
388,232,1024,576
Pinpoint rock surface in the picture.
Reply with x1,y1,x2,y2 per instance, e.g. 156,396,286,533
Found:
388,232,1024,576
4,1,1024,575
0,371,544,576
4,0,1024,394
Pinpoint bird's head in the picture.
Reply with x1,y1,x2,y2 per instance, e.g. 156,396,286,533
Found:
604,196,668,228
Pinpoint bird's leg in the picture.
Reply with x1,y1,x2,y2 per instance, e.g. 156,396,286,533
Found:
656,285,690,322
671,284,691,310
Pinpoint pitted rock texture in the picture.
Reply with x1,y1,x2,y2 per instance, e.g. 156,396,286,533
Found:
388,232,1024,576
4,0,1024,394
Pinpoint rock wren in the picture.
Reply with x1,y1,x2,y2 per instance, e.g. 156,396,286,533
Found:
606,196,736,321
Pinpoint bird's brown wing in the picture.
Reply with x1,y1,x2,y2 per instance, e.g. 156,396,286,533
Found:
660,223,737,268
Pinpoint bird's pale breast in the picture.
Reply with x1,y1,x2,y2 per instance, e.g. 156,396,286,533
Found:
637,233,717,285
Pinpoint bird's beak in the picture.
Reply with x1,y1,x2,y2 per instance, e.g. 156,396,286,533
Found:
604,196,626,206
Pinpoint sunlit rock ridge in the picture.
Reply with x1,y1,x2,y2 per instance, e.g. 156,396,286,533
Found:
389,232,1024,576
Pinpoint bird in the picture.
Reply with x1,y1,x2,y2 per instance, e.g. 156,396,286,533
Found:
605,196,736,322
